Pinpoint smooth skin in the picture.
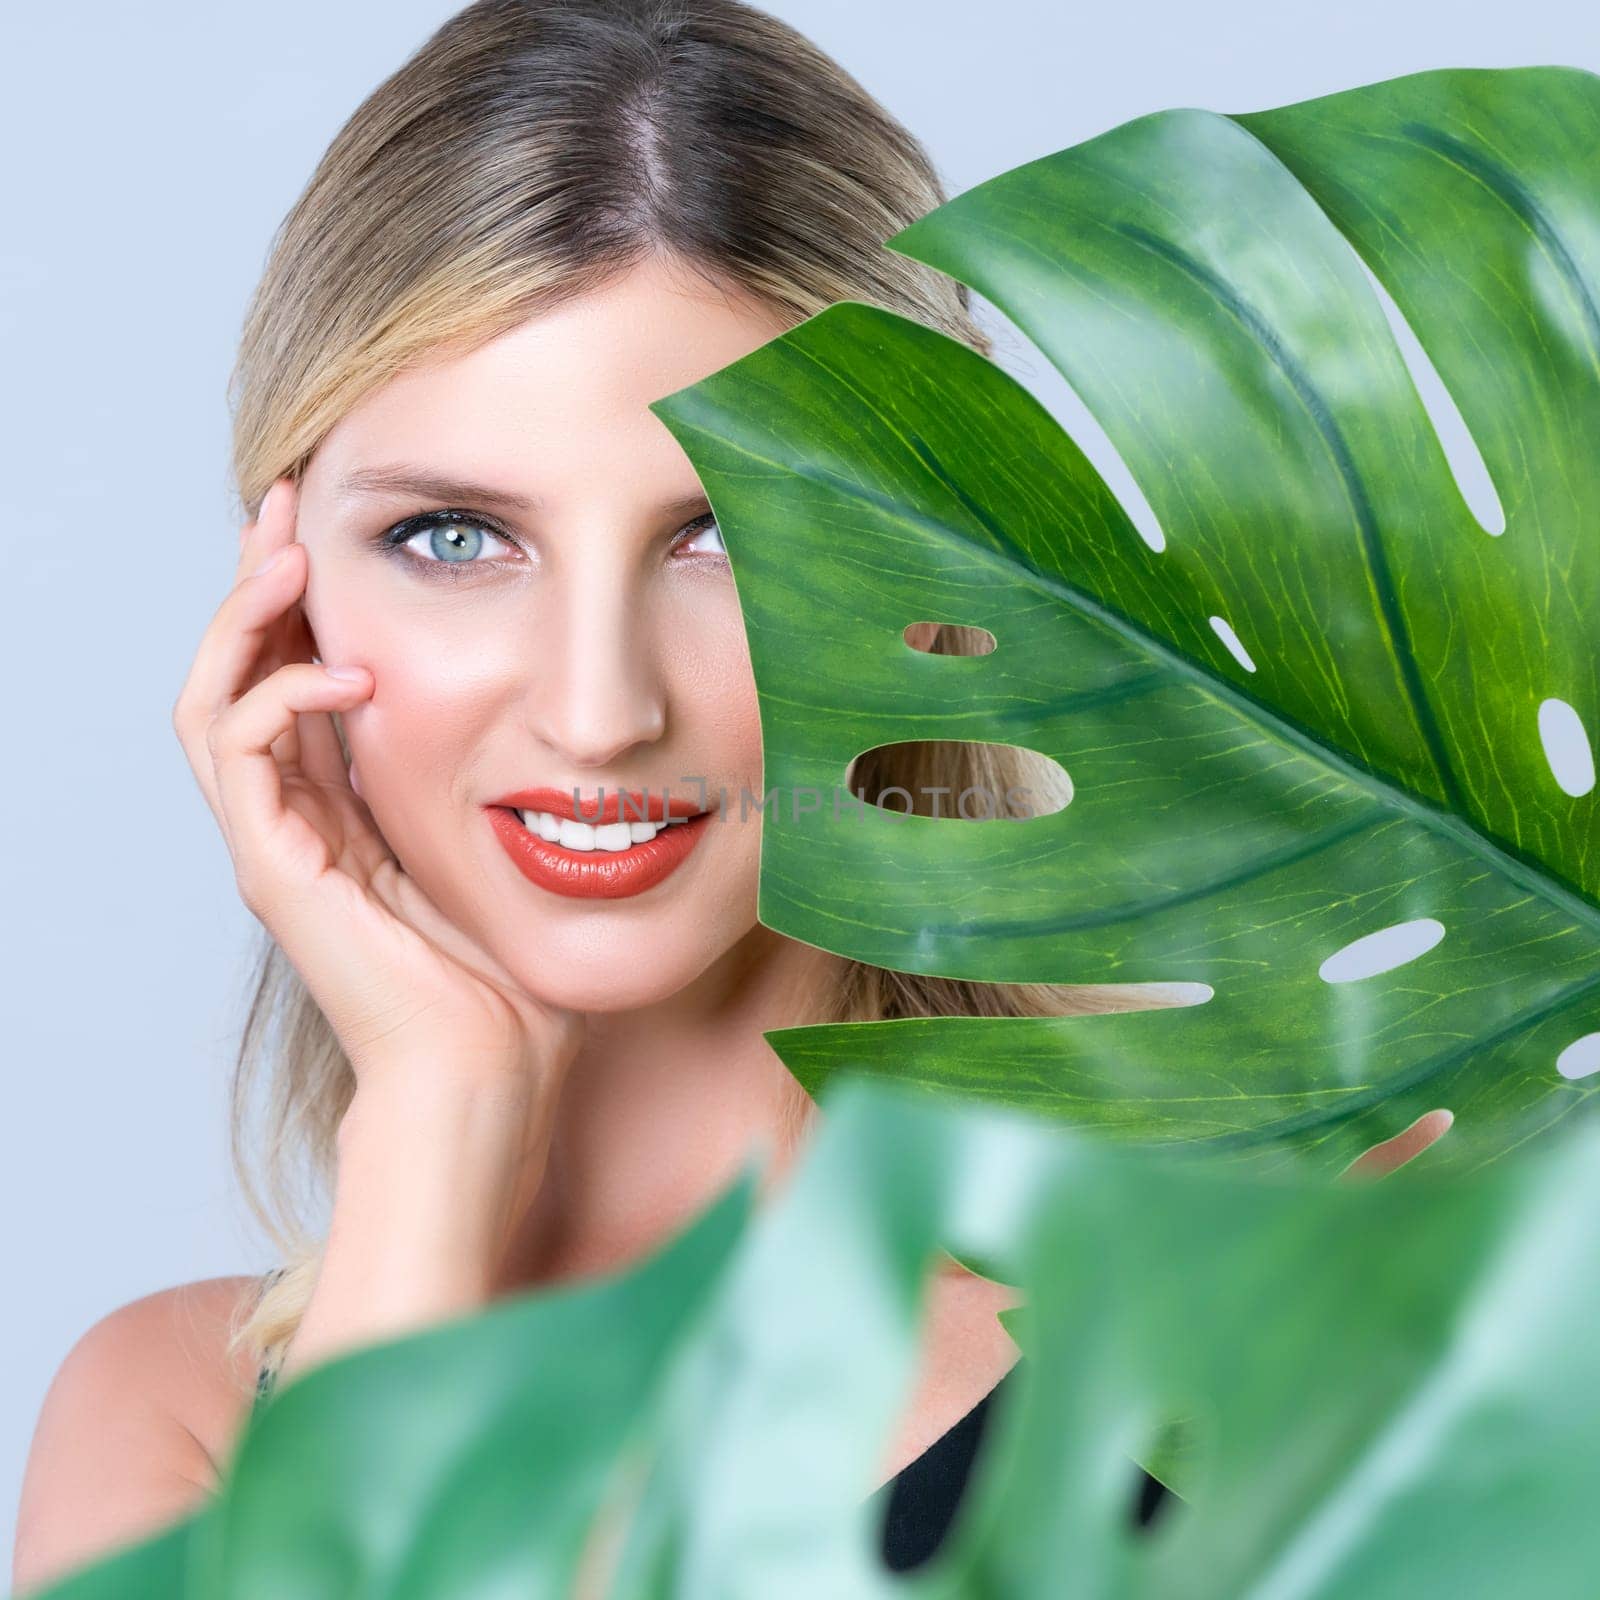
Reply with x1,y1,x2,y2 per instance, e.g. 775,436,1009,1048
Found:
11,250,1446,1596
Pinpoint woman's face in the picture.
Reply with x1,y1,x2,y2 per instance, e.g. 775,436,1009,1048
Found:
294,253,791,1012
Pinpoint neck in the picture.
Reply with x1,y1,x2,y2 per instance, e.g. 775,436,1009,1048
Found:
492,925,849,1295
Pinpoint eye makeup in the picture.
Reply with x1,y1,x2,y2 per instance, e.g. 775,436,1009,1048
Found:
372,507,726,578
375,508,523,578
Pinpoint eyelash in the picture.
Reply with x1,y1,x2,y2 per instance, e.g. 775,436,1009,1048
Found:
377,508,724,576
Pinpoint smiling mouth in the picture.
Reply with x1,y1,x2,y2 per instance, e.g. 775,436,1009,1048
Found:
508,807,693,852
484,800,713,899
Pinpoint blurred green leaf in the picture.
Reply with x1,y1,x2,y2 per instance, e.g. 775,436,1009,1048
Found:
25,1515,203,1598
930,1080,1600,1599
36,1077,1600,1597
196,1162,754,1597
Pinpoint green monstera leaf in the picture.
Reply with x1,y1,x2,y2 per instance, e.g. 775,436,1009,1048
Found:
34,1078,1600,1598
649,65,1600,1174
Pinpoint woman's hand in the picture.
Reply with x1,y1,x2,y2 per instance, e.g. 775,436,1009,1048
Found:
173,477,588,1378
172,475,586,1100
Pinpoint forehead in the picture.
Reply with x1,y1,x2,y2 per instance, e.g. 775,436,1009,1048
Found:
314,258,789,483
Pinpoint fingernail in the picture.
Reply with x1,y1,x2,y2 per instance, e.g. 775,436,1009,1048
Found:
326,665,369,681
251,546,289,578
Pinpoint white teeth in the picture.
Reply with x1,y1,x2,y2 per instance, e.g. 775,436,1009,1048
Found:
557,818,595,850
516,809,663,850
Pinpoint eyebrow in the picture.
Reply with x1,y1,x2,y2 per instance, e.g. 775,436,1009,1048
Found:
335,465,712,524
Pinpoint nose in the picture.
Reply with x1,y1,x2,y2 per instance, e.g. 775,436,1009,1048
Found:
523,558,668,768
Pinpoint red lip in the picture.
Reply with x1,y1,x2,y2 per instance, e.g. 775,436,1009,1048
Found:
485,789,712,899
486,786,706,824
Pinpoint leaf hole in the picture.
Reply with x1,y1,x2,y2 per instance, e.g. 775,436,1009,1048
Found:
1131,981,1215,1008
845,742,1071,819
1318,917,1445,984
1131,1462,1175,1533
1129,1411,1205,1535
968,289,1170,553
1344,1108,1454,1178
1207,615,1257,674
1537,698,1596,798
903,621,997,656
1351,255,1506,537
995,980,1215,1017
1556,1032,1600,1082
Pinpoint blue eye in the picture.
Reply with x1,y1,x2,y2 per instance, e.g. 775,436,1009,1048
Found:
377,507,724,576
382,510,518,574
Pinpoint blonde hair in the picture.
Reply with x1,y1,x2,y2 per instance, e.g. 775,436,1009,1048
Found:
226,0,1169,1386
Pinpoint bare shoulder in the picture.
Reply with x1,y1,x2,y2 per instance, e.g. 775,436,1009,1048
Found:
12,1274,265,1597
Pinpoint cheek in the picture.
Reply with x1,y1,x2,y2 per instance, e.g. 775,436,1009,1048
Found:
316,568,764,802
320,607,508,806
660,593,764,777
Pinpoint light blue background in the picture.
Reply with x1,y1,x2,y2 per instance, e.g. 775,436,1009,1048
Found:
5,0,1598,1584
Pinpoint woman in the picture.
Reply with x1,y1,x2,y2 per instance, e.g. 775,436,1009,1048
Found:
12,1,1219,1588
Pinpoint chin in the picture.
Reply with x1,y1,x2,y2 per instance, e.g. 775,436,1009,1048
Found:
496,919,748,1013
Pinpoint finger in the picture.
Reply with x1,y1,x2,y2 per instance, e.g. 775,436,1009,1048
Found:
236,477,297,585
173,535,309,813
266,615,305,774
208,661,374,891
244,480,309,769
300,700,352,790
279,603,351,787
230,477,306,725
177,479,302,738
